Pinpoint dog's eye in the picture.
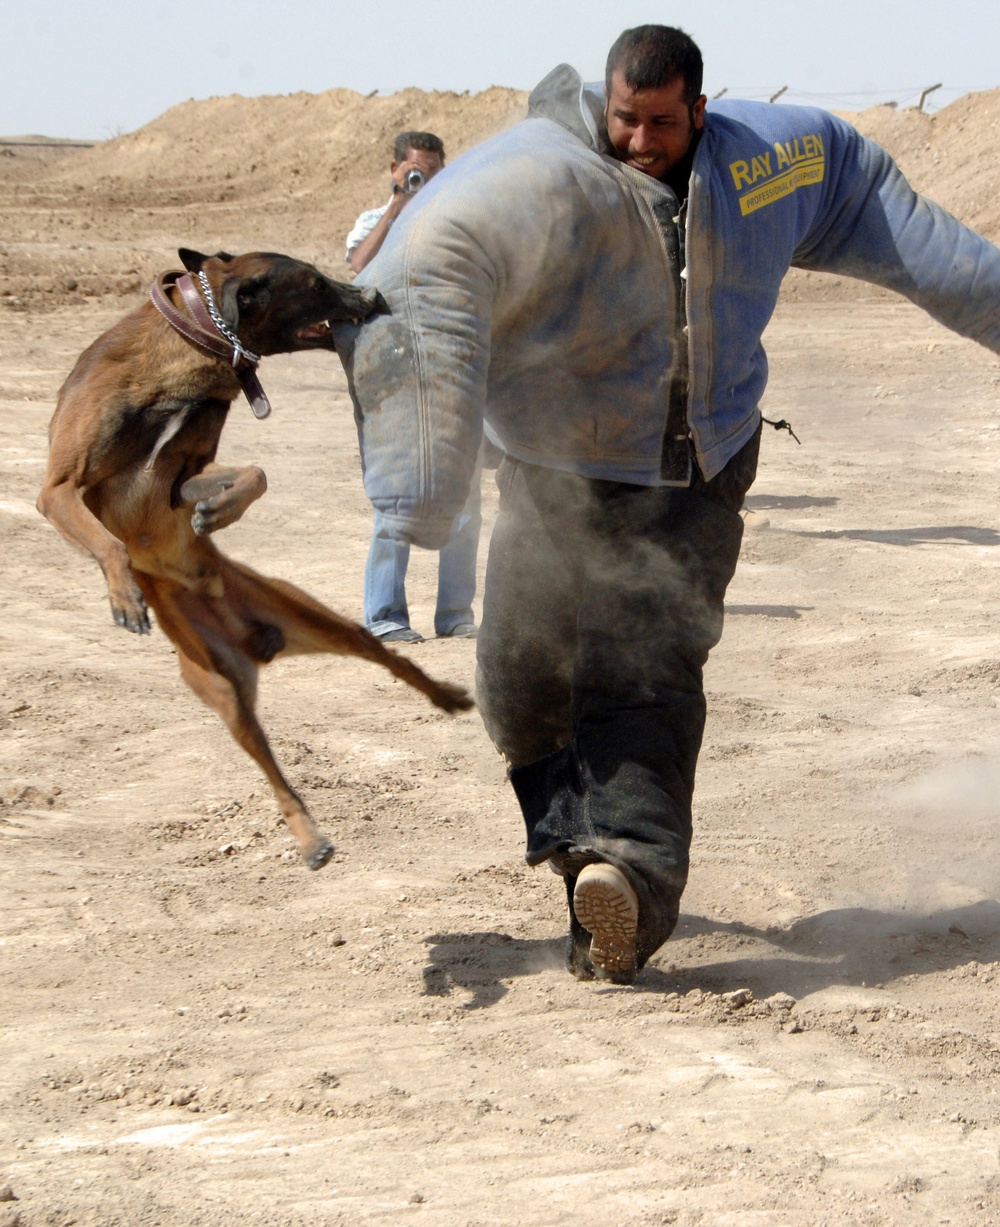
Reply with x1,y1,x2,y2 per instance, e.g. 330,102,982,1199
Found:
235,280,271,313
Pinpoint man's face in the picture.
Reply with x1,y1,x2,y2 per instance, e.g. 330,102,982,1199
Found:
605,70,706,180
392,146,445,179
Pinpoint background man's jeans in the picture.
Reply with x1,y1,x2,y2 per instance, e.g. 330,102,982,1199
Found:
365,454,484,638
476,427,760,968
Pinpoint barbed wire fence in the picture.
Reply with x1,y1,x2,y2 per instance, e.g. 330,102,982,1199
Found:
706,83,988,113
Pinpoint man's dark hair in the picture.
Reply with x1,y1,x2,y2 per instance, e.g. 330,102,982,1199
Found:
605,25,704,105
393,130,446,163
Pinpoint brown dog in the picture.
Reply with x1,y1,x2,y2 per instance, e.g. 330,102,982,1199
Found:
38,248,473,869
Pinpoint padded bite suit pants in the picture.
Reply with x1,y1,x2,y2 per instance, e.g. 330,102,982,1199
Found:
476,427,760,969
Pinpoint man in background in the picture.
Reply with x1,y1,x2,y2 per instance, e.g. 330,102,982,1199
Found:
346,130,482,643
346,130,446,275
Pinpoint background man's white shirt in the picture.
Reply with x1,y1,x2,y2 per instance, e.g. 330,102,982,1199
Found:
344,199,393,263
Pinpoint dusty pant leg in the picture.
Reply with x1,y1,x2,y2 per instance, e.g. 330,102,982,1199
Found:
578,487,747,963
476,457,588,767
507,430,761,968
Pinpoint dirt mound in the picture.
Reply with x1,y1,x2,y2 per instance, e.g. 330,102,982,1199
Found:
3,83,1000,308
842,88,1000,240
0,85,527,306
56,85,527,216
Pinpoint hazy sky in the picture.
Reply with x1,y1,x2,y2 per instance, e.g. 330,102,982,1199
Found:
3,0,999,140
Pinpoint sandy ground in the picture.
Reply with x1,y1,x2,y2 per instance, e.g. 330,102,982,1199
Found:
3,288,1000,1226
3,94,1000,1227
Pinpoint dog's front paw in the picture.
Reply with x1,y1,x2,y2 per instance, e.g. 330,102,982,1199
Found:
191,504,213,536
191,494,241,536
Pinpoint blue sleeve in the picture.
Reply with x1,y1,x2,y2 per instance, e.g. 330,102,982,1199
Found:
795,126,1000,353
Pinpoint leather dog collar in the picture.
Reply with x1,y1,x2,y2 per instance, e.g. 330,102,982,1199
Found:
149,271,272,419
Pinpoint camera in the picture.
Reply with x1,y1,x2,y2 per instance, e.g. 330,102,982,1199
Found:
403,168,426,194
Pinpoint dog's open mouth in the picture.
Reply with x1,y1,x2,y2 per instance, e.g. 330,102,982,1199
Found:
296,320,333,342
296,311,370,344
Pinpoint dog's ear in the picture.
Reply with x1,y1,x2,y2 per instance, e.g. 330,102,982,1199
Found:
178,248,208,273
178,248,235,273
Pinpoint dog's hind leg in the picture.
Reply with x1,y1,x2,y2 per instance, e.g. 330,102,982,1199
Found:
140,576,335,870
221,563,475,714
174,649,335,870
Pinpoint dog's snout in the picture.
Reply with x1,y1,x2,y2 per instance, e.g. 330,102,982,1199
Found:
322,277,386,323
354,284,387,319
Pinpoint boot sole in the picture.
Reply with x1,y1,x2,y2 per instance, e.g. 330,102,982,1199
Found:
573,864,639,982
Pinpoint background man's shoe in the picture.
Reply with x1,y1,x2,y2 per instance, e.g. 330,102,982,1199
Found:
572,863,639,984
379,627,424,643
442,623,477,639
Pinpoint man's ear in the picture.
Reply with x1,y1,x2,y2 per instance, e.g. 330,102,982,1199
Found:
178,248,235,273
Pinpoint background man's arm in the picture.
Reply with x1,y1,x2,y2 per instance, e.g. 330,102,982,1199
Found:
348,194,408,273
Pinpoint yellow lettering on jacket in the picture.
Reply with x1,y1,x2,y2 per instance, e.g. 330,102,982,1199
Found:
732,133,826,216
750,153,772,183
730,159,751,190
